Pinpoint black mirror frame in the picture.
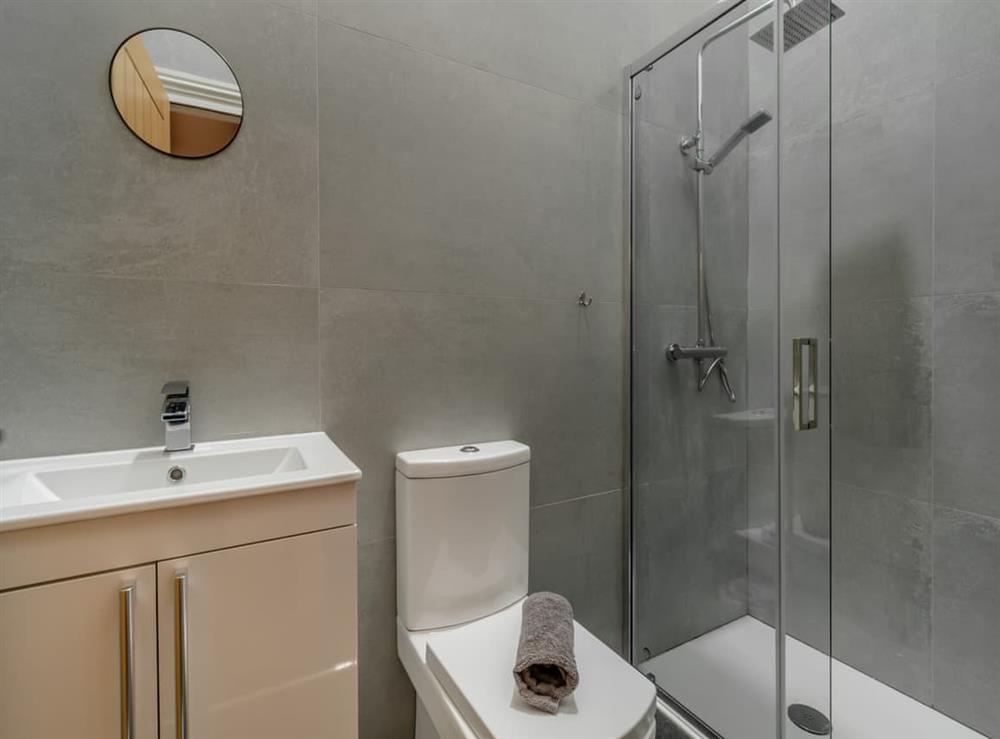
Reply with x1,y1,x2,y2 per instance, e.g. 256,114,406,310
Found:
108,27,245,160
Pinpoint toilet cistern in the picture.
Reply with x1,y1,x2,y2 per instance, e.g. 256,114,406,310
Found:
160,380,192,452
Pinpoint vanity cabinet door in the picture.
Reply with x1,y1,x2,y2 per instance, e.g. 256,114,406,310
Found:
157,527,358,739
0,565,158,739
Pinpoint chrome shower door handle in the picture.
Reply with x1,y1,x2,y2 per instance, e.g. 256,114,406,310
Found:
119,585,135,739
793,338,818,431
174,573,189,739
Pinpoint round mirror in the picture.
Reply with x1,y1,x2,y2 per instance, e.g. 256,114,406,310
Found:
109,29,243,158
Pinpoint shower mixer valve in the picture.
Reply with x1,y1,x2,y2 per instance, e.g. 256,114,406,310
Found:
666,343,737,403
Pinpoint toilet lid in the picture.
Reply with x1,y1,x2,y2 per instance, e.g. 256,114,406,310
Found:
425,600,656,739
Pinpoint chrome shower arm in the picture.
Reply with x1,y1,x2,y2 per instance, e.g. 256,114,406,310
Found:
696,0,776,150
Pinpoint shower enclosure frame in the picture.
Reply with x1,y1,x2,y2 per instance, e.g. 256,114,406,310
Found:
624,6,749,737
624,1,829,736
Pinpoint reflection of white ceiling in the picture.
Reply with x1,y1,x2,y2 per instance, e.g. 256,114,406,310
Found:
156,68,243,117
140,29,237,88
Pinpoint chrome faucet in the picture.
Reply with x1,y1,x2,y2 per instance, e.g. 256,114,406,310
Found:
160,381,192,452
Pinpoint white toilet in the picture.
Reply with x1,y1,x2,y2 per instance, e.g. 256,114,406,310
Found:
395,440,656,739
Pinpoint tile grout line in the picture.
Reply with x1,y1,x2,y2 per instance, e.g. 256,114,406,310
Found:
318,283,626,306
530,487,622,511
12,266,630,306
314,5,323,435
314,15,629,119
929,44,937,708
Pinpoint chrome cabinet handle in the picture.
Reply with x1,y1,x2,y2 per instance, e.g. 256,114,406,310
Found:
174,573,189,739
119,585,135,739
793,338,818,431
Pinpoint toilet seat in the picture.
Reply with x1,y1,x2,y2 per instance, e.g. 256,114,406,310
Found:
398,598,656,739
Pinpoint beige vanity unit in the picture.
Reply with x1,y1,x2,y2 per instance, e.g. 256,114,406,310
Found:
0,432,360,739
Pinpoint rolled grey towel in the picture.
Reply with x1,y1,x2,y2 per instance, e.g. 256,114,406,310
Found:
512,592,580,714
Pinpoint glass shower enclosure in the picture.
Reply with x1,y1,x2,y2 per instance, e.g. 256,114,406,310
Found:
628,1,832,736
629,1,1000,738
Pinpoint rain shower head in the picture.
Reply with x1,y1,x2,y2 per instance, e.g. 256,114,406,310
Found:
750,0,845,53
704,108,773,171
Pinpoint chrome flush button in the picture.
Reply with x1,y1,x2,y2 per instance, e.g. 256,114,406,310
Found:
459,445,480,453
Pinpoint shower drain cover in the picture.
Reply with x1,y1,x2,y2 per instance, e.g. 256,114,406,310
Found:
788,704,832,735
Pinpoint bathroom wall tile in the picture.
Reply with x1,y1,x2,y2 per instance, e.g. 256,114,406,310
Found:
786,475,831,653
642,306,748,487
832,483,932,702
703,133,749,313
317,0,713,114
0,269,320,459
634,467,748,656
271,0,317,16
746,463,777,626
832,297,933,502
933,292,1000,520
934,66,1000,295
0,0,319,287
778,131,831,310
633,121,698,308
529,490,625,654
747,145,778,313
630,304,654,488
832,0,937,122
832,92,934,301
319,288,623,544
746,308,776,411
358,537,416,739
935,0,1000,82
318,20,623,303
932,506,1000,737
745,469,831,654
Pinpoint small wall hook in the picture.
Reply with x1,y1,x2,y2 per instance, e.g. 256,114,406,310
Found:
578,291,593,307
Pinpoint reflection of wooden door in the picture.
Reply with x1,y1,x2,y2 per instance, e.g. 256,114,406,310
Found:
111,36,171,152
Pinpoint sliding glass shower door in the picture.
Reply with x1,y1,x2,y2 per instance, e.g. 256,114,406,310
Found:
629,1,832,736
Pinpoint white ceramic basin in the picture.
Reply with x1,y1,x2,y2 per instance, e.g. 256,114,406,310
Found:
0,432,361,532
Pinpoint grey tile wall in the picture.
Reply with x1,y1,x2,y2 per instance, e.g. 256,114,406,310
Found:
933,292,1000,521
832,483,933,703
926,10,1000,729
318,288,623,545
935,0,1000,81
357,536,416,739
314,4,714,736
634,468,748,657
529,490,626,654
0,1,718,736
932,506,1000,737
934,65,1000,295
0,270,320,458
832,297,933,503
831,0,936,123
315,0,712,115
317,19,624,303
0,0,319,287
832,91,934,302
0,0,322,459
